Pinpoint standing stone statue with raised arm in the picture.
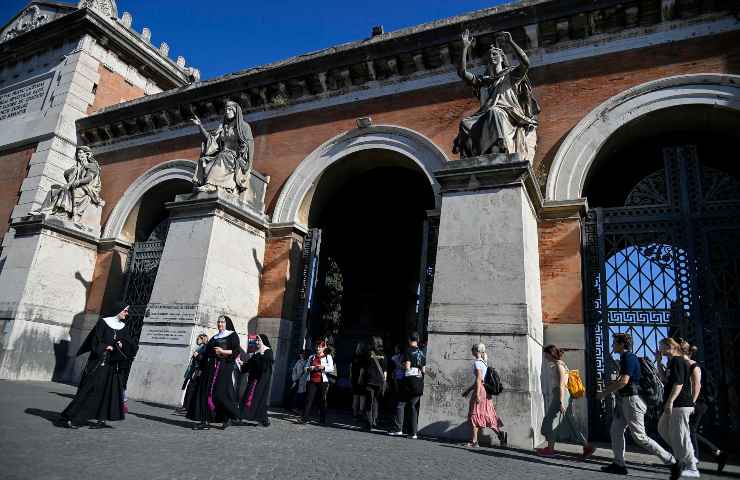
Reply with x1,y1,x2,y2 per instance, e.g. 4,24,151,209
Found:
30,145,104,222
453,30,540,162
190,100,254,195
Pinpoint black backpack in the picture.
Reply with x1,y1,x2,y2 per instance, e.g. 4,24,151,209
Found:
638,357,664,407
693,362,716,404
483,364,503,396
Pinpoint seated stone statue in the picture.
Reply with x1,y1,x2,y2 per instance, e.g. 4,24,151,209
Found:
190,100,254,195
30,146,104,222
453,30,540,162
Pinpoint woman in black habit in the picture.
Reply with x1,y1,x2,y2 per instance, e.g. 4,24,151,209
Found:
240,334,274,426
187,315,240,430
60,302,137,428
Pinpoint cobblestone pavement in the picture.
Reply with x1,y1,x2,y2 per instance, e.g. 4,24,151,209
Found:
0,381,735,480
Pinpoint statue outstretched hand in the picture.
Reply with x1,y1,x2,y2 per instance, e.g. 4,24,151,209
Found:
190,115,202,127
497,31,513,44
461,29,476,48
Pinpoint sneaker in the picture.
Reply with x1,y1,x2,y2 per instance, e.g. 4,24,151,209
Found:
716,451,728,473
600,463,628,475
388,431,404,436
410,434,418,439
581,444,596,459
536,446,555,457
498,431,508,447
680,467,700,478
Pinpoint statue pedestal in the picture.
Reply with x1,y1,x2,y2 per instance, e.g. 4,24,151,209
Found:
419,154,546,449
126,190,268,406
0,215,101,381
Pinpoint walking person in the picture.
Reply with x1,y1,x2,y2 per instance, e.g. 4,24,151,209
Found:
350,341,368,419
463,343,508,448
364,336,387,431
179,334,208,412
299,340,335,425
657,337,699,479
536,345,593,457
673,338,729,473
288,350,308,413
598,333,676,475
241,334,274,426
389,332,425,439
186,315,241,430
59,302,137,428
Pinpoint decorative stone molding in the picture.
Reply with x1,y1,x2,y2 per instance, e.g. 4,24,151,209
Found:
433,153,544,216
272,125,448,226
546,74,740,202
101,159,195,241
1,5,49,42
541,198,588,220
77,0,118,19
77,3,739,149
166,190,269,233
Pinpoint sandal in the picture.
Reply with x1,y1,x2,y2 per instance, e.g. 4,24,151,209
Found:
465,442,479,448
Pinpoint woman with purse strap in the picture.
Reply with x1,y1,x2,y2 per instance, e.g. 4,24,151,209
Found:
364,336,387,431
299,340,335,425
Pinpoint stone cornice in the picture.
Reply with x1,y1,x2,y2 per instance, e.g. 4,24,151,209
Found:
12,215,100,248
541,198,588,220
166,191,269,232
434,154,544,216
0,8,189,89
268,222,308,239
75,0,738,149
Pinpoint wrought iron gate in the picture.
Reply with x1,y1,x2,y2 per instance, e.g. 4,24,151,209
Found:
121,219,169,344
584,146,740,440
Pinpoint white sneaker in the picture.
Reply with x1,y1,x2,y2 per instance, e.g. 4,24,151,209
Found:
410,435,418,439
681,468,701,478
388,431,404,436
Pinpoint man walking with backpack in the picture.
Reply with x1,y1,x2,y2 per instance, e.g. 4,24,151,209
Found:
598,333,675,475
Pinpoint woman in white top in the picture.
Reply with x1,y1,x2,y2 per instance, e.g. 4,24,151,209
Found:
462,343,506,447
299,340,335,425
536,344,593,457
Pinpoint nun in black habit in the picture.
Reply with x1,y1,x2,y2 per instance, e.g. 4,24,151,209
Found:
240,334,274,426
60,302,137,428
186,315,241,429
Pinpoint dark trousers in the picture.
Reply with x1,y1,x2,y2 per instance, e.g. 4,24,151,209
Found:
303,382,328,422
365,385,382,427
394,395,421,435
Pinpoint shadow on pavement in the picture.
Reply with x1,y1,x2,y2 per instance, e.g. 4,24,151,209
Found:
24,408,67,428
49,391,75,400
128,411,201,429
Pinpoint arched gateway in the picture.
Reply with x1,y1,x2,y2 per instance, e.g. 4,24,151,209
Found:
274,125,447,394
549,74,740,440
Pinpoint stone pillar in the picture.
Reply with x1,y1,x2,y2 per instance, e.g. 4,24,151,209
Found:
126,191,267,406
0,217,100,381
419,154,545,449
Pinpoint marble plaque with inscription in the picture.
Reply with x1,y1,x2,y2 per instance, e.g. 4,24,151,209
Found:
145,303,199,324
139,324,194,345
0,74,52,122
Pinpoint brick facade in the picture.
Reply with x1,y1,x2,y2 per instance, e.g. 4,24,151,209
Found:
539,218,584,325
0,145,35,238
86,31,740,323
87,65,147,114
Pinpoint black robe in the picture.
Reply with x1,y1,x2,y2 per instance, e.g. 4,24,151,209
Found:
61,318,137,423
186,332,240,423
240,349,274,422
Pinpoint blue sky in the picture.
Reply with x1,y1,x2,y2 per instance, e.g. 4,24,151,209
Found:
1,0,507,79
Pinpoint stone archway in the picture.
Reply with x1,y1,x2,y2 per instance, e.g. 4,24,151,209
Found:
272,125,448,227
102,159,195,242
546,74,740,202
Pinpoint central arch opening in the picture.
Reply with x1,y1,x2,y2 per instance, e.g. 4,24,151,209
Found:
303,148,436,403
